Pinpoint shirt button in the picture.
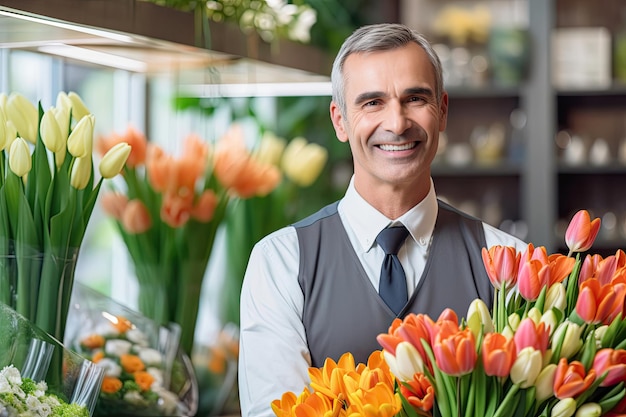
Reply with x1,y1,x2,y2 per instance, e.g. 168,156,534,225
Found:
419,237,427,245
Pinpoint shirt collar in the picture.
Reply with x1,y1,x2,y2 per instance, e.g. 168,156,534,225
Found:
338,176,438,252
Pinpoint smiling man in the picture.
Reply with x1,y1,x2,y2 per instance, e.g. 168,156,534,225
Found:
238,23,526,417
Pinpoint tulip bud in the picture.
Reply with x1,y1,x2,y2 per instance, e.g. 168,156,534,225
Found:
467,298,494,337
99,142,131,179
281,137,328,187
528,307,542,325
255,131,286,166
565,210,601,254
56,91,72,115
40,108,65,153
508,312,521,331
101,193,128,221
383,341,425,382
122,200,152,234
593,325,608,348
501,325,515,340
67,114,95,158
546,283,567,312
5,120,17,150
552,321,583,359
5,93,38,143
9,137,32,178
510,347,543,388
540,310,558,336
534,363,557,402
575,403,602,417
54,104,71,141
551,398,576,417
70,156,92,190
68,91,90,120
55,142,67,168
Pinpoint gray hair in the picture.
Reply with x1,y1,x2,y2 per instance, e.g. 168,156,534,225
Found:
331,23,444,116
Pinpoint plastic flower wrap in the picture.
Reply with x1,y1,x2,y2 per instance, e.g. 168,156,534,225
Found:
0,91,130,343
97,124,281,356
0,302,104,416
274,209,626,417
65,283,197,417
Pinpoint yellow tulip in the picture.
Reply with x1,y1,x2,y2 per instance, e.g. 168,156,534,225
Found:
528,307,542,324
510,347,543,388
467,298,494,337
255,131,286,166
0,106,8,151
552,321,583,359
546,283,567,311
68,91,90,120
534,363,557,402
70,156,92,190
55,141,67,168
0,93,6,108
5,93,38,144
5,120,17,150
99,142,131,179
281,137,328,187
40,108,65,153
67,114,94,158
551,398,576,417
9,137,32,177
575,403,602,417
508,312,521,331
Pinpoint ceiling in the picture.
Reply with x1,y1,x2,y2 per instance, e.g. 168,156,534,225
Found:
0,1,332,95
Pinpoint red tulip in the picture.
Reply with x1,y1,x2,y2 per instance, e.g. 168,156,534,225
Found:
553,358,596,400
482,332,516,377
481,246,520,290
565,210,601,254
592,348,626,387
400,373,434,412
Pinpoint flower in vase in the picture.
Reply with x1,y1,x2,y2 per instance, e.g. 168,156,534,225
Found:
97,124,281,355
0,91,130,343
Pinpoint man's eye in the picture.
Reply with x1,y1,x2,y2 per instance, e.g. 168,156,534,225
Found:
408,96,425,103
364,100,379,107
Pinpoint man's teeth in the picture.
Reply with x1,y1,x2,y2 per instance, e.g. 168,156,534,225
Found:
379,142,416,151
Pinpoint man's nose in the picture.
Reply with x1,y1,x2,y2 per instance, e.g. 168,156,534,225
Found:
383,101,411,135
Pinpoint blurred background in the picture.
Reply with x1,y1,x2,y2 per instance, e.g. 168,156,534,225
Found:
2,0,626,413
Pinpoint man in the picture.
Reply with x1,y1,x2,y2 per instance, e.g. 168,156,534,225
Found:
238,23,526,417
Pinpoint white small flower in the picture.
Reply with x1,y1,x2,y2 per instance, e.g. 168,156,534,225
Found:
126,328,149,346
105,339,132,356
123,391,145,405
95,358,122,377
137,347,162,366
94,322,120,337
147,367,164,388
1,366,22,385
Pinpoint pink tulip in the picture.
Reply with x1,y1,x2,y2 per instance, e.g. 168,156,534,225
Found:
514,318,550,354
592,348,626,387
481,246,520,290
565,210,601,254
121,200,152,234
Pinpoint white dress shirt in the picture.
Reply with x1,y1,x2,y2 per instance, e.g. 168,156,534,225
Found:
238,178,527,417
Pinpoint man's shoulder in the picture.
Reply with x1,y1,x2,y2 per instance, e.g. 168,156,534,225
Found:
292,201,340,229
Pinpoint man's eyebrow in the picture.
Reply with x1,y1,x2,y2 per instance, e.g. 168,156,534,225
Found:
353,87,436,105
405,87,435,97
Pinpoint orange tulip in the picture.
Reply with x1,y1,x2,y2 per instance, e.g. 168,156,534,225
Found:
120,353,145,373
161,190,194,228
122,199,152,234
400,373,435,412
134,370,155,391
518,247,575,301
377,314,433,374
514,317,550,354
576,279,626,325
482,332,516,377
565,209,601,254
101,376,123,394
111,315,133,333
481,245,520,290
592,348,626,387
346,381,401,417
308,353,355,401
145,145,171,192
433,323,477,376
101,192,128,221
191,189,219,223
553,358,596,399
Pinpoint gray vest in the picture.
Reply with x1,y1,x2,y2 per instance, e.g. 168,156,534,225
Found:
294,200,491,367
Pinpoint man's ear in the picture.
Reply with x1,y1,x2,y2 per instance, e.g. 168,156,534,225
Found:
330,101,349,143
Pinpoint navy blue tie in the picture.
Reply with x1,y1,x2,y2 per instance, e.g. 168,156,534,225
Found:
376,225,409,315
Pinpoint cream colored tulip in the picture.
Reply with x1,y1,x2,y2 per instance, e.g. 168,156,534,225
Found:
541,310,558,336
68,91,90,120
0,106,8,151
508,312,521,331
55,142,67,169
5,93,38,144
255,131,286,166
67,114,94,158
281,137,328,187
510,347,543,388
551,398,576,417
99,142,131,179
467,298,494,337
70,156,92,190
383,341,424,382
534,363,557,402
546,283,567,311
528,307,542,324
9,137,32,178
0,93,6,108
552,321,583,359
575,403,602,417
54,105,70,141
41,108,65,153
593,325,608,348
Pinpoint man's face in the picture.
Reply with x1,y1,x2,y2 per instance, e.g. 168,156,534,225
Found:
330,43,448,195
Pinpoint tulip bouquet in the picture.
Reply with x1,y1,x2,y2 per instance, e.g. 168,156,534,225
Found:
272,210,626,417
97,124,281,356
0,91,130,343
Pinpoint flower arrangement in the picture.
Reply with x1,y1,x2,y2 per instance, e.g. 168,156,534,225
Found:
0,91,130,343
0,365,89,417
97,124,281,355
272,210,626,417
